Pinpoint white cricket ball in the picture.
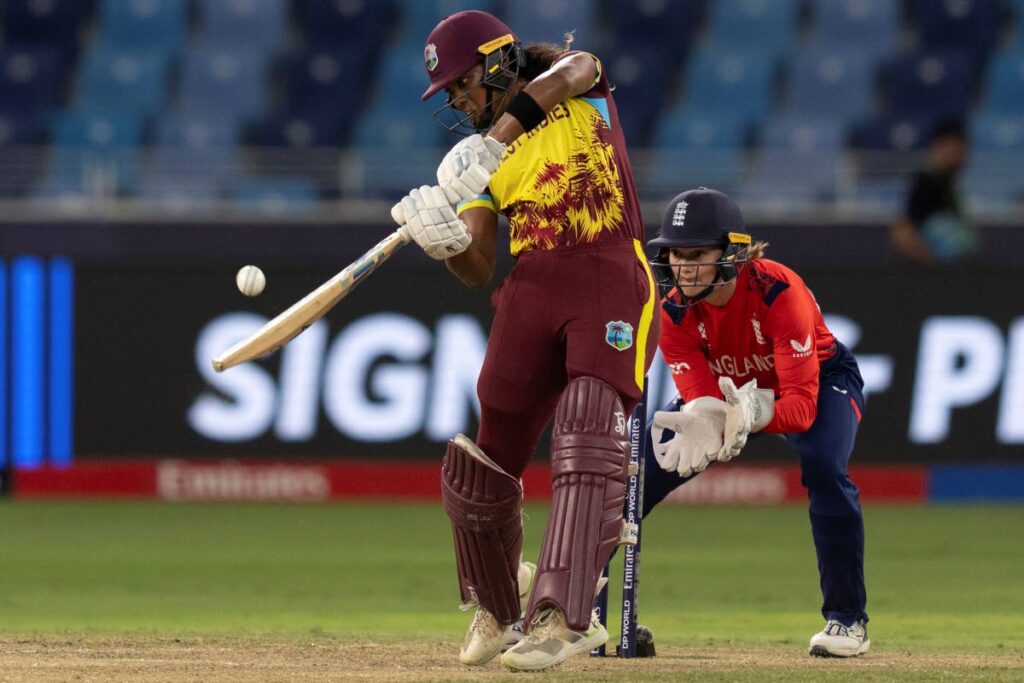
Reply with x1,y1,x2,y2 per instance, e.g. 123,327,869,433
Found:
236,265,266,297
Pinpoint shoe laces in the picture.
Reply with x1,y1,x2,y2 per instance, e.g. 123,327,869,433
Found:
824,620,849,637
528,608,561,639
470,607,500,638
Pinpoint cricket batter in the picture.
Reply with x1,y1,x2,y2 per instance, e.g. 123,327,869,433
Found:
396,10,658,671
643,188,870,658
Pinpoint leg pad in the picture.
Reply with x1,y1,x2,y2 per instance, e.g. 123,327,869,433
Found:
526,377,629,631
442,434,524,625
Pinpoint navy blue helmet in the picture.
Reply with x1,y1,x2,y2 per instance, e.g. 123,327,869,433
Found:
647,187,752,306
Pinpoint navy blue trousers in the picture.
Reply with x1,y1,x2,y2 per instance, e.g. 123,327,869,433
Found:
642,342,868,625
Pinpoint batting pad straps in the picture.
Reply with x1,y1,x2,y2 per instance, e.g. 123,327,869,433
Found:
442,435,524,625
527,377,630,632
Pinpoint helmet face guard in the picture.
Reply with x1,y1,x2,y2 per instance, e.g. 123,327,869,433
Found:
651,232,751,308
432,39,523,136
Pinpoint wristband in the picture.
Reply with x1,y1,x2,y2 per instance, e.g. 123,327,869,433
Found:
506,91,546,132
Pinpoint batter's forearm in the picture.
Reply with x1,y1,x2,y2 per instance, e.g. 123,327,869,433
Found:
488,71,573,144
446,244,494,288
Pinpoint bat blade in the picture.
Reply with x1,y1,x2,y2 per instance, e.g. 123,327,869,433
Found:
212,228,410,372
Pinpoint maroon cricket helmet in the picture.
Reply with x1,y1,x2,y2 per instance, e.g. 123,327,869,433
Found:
421,10,518,101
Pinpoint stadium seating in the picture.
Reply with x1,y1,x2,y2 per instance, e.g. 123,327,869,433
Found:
909,0,999,65
680,48,778,124
742,118,846,205
704,0,800,59
643,113,749,197
177,46,269,121
2,0,88,53
0,0,1019,211
230,177,318,213
0,45,66,112
96,0,187,52
602,0,703,59
40,112,144,196
301,0,395,44
601,39,676,147
502,0,592,46
807,0,900,48
195,0,287,51
978,50,1024,114
879,51,973,120
74,48,171,118
782,47,876,123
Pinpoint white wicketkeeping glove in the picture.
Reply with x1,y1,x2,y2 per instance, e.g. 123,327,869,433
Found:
436,134,506,205
399,185,471,260
717,377,775,461
651,397,729,478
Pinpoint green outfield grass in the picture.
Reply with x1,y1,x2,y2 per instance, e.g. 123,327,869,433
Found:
1,501,1022,680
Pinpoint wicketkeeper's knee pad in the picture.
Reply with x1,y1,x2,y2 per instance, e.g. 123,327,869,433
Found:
441,434,524,625
526,377,629,631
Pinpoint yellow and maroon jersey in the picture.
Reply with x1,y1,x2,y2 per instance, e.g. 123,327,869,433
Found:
659,259,838,434
457,51,644,256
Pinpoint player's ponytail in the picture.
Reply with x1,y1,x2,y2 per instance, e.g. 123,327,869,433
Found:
748,241,769,259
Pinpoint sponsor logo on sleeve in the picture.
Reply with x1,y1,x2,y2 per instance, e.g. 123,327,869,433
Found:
789,334,813,358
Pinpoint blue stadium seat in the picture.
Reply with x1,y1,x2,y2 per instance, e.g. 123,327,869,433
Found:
178,46,269,120
230,178,318,213
682,49,777,123
142,116,241,200
880,51,972,120
250,111,348,148
783,47,875,122
808,0,900,48
283,45,375,117
980,51,1024,114
301,0,397,46
909,0,998,64
195,0,287,50
705,0,800,58
969,113,1024,150
43,112,144,195
852,114,932,150
154,115,241,149
742,118,845,203
349,100,446,197
51,111,144,148
74,48,171,117
96,0,187,52
963,154,1024,208
389,0,500,44
0,46,66,111
2,0,88,51
601,40,676,146
0,109,49,196
503,0,594,45
0,108,48,145
643,113,749,197
603,0,703,58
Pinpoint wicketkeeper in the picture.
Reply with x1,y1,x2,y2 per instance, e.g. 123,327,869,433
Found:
398,10,658,671
642,188,871,658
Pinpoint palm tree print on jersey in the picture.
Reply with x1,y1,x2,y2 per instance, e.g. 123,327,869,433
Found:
509,105,625,255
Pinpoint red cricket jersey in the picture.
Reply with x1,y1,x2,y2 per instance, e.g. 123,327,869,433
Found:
659,258,837,433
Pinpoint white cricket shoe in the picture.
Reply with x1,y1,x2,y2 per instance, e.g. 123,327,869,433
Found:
809,619,870,657
499,607,608,671
458,561,536,666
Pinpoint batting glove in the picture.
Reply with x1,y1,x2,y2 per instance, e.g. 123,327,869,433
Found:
437,134,505,205
717,377,775,461
399,185,472,260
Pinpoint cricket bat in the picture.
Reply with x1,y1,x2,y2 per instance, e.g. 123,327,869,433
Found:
212,204,410,372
